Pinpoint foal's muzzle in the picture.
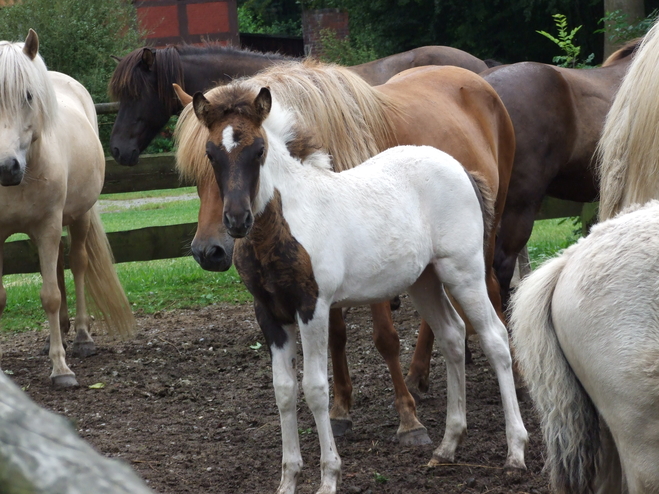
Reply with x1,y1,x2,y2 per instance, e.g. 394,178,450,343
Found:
224,210,253,238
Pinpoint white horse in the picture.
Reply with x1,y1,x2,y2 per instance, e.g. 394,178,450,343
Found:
510,200,659,493
598,17,659,220
175,82,527,494
0,30,134,386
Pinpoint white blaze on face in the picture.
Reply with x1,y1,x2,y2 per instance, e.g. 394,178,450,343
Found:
222,125,238,152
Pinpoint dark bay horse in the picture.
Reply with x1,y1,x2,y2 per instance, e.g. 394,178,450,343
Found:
179,74,526,490
402,39,641,399
174,59,520,465
108,44,493,166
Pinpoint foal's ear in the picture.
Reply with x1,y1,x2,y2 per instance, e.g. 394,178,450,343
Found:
254,87,272,122
111,55,122,64
23,29,39,60
142,48,155,69
173,84,193,106
192,92,212,126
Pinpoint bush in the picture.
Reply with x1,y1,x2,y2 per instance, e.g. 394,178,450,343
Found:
0,0,144,104
318,28,377,65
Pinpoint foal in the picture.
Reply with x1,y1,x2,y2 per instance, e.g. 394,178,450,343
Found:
182,84,527,493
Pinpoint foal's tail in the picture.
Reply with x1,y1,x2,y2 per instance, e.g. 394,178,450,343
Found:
465,170,495,248
509,248,600,494
84,205,135,338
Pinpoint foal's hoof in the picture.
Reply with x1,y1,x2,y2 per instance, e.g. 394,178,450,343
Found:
330,418,353,437
398,427,432,446
71,341,97,358
51,374,79,388
504,457,527,472
427,454,454,468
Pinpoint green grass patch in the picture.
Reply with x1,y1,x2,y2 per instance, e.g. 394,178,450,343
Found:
527,218,581,269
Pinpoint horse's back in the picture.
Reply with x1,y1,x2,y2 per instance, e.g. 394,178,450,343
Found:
378,65,514,195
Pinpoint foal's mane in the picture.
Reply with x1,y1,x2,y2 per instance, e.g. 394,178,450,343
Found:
598,21,659,220
602,37,643,66
0,40,57,131
176,59,399,184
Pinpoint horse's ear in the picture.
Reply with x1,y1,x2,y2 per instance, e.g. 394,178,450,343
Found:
142,48,155,69
193,92,212,126
173,84,193,106
23,29,39,60
111,55,122,64
254,87,272,122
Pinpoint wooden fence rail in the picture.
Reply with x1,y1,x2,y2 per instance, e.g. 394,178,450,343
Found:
4,151,592,275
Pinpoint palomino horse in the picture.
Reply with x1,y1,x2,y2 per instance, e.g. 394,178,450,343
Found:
174,60,521,464
108,44,492,165
598,22,659,219
0,30,134,386
403,38,640,398
510,200,659,494
177,79,527,493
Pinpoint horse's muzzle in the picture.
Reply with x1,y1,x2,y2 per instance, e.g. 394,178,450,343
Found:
191,242,233,272
0,158,23,186
111,146,139,167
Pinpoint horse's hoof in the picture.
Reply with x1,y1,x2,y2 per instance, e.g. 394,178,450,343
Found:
504,457,527,472
330,418,353,437
389,295,401,311
51,374,79,388
427,454,453,468
71,341,97,358
398,427,432,446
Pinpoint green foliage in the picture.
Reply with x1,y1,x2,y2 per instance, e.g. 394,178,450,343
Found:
317,28,377,65
0,0,144,104
537,13,595,68
237,0,302,36
374,472,388,484
144,116,178,155
598,9,659,45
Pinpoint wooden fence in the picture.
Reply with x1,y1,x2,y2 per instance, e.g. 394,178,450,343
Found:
4,152,594,275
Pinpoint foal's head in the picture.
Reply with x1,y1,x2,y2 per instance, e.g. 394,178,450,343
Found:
192,86,272,238
0,29,56,186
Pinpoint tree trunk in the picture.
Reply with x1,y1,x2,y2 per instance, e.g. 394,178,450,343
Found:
603,0,645,59
0,372,155,494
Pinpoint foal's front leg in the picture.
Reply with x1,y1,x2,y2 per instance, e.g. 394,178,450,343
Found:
299,301,341,494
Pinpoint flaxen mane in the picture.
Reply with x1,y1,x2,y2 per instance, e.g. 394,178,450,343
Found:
175,59,399,184
598,24,659,220
0,41,56,131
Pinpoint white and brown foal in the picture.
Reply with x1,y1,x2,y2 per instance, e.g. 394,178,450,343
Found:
180,85,527,494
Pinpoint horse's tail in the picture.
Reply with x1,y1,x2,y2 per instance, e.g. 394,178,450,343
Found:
465,170,495,249
509,249,600,494
598,20,659,221
84,205,135,338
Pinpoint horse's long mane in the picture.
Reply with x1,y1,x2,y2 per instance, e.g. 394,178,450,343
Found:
598,23,659,220
602,37,642,67
109,44,293,113
176,59,399,184
0,41,56,132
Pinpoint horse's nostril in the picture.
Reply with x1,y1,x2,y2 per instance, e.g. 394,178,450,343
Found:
11,158,19,172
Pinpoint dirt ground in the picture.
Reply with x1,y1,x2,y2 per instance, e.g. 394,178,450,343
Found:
0,295,549,493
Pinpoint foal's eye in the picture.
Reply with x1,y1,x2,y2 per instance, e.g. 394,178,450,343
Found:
257,147,265,158
26,91,32,103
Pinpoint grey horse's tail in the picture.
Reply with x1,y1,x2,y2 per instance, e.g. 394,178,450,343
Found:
509,248,600,494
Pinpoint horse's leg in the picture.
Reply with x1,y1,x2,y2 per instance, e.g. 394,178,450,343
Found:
404,321,434,399
328,308,353,436
592,423,623,494
437,258,527,470
407,268,466,464
370,301,430,445
299,300,341,494
42,240,70,355
254,301,302,494
34,230,77,387
0,243,5,367
68,213,96,358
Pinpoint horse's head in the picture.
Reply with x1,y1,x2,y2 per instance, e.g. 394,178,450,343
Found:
109,47,182,166
191,86,271,239
0,29,56,186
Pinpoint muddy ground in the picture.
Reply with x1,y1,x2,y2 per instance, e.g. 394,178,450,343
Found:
1,295,549,493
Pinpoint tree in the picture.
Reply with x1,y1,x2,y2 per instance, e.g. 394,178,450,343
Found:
603,0,645,57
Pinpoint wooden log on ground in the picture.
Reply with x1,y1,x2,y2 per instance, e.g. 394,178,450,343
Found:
0,372,155,494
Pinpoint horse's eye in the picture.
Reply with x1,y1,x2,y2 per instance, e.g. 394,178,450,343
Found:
257,147,265,158
26,91,32,102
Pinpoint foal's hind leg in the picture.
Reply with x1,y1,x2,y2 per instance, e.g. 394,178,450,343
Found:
407,269,467,464
328,308,353,436
437,258,527,469
370,301,430,445
68,213,96,358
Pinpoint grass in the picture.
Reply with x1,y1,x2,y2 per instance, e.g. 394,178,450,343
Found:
0,194,581,333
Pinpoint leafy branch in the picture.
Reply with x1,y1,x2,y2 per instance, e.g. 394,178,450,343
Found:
537,13,594,68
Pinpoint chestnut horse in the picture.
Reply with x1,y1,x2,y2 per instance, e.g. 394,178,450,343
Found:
108,44,492,166
174,59,518,462
180,70,526,491
0,30,134,386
